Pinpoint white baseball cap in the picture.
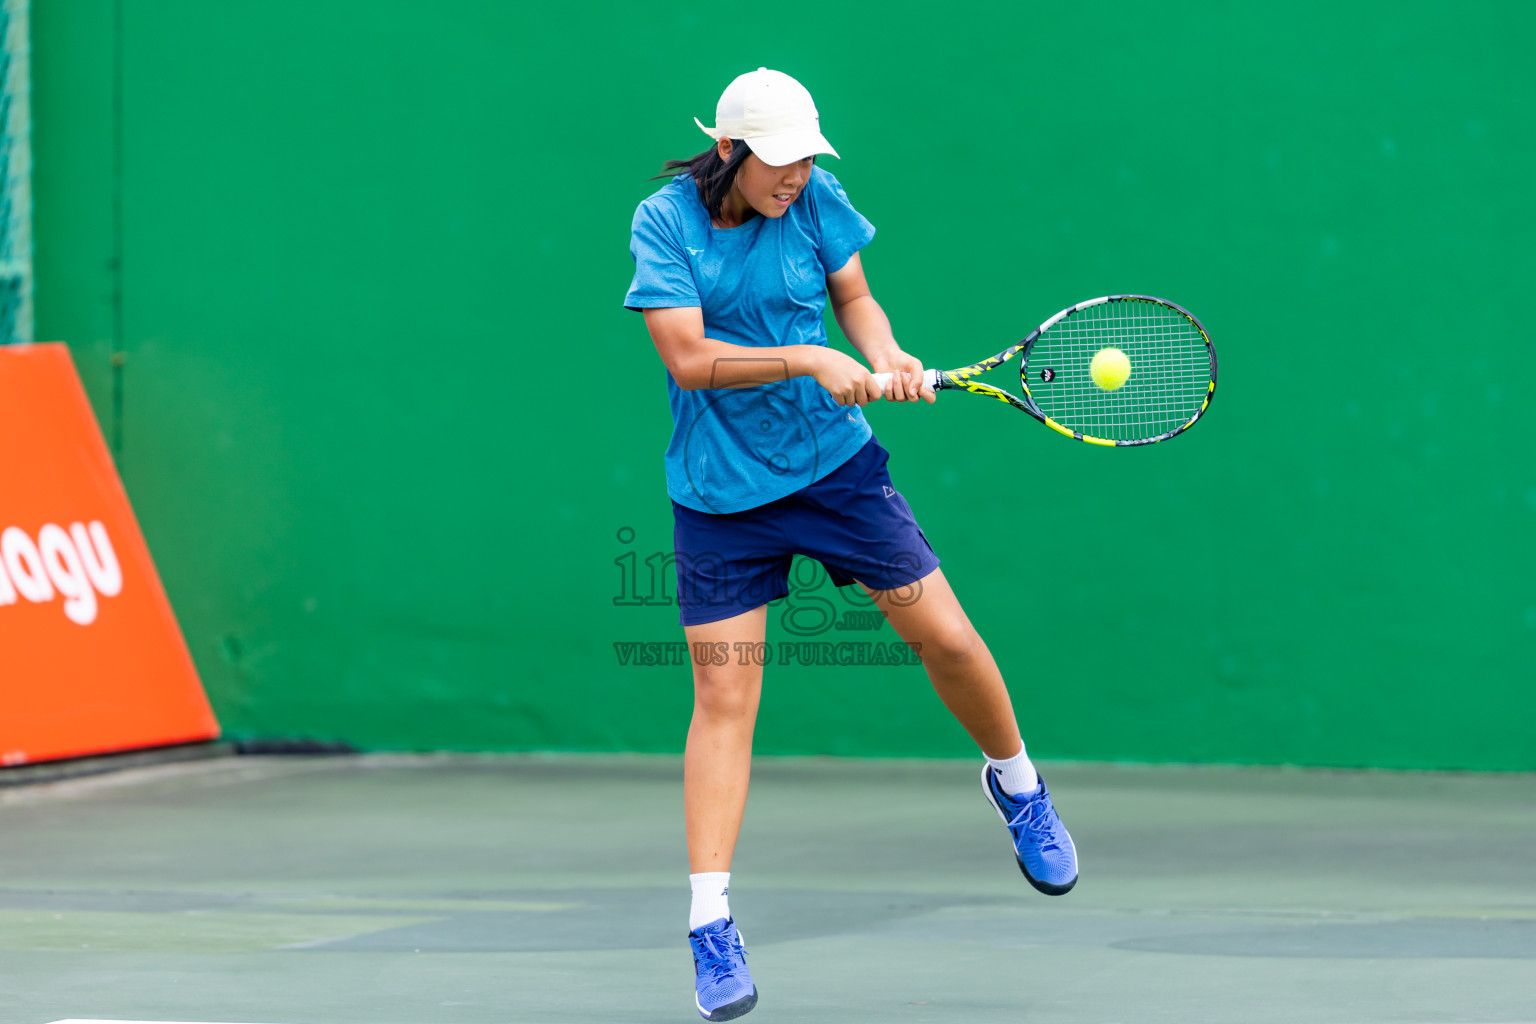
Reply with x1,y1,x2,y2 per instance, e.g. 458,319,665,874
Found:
694,68,841,168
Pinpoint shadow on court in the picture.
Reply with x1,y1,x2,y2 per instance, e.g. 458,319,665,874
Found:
1,755,1532,1023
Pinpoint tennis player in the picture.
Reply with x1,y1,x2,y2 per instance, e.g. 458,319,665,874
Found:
625,68,1077,1022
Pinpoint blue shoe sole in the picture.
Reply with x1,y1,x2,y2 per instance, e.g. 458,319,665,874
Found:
699,986,758,1021
980,764,1078,896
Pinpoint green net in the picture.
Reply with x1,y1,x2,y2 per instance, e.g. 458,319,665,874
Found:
0,0,30,345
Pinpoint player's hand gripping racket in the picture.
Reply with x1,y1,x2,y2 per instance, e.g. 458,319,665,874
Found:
873,294,1217,446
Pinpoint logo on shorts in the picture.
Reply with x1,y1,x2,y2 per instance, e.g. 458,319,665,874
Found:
882,485,896,498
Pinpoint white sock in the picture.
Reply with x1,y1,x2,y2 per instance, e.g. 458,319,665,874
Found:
987,744,1039,797
689,871,731,932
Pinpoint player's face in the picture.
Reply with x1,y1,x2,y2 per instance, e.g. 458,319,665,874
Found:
728,149,814,220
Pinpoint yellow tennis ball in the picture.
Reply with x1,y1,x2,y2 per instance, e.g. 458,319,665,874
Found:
1090,347,1131,391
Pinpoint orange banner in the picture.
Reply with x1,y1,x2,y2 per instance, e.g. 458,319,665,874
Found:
0,343,218,765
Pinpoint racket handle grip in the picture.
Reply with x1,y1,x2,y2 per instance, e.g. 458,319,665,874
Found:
870,368,941,397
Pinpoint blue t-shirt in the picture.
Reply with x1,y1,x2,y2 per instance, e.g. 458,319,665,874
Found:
624,166,877,513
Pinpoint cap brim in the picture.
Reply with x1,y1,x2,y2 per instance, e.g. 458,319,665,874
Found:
747,129,840,167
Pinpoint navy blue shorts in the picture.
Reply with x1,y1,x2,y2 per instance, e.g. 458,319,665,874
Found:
671,438,941,626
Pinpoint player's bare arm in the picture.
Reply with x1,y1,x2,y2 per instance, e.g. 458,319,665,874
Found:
643,305,884,407
826,252,934,403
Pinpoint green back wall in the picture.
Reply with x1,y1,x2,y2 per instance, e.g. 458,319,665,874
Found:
31,2,1536,768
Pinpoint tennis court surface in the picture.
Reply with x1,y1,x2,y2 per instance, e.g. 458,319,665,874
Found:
2,754,1532,1024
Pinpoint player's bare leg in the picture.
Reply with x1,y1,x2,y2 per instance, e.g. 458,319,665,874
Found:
866,566,1079,894
681,605,764,1020
863,567,1022,759
683,605,767,873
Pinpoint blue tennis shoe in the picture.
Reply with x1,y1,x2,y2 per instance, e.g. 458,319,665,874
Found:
981,765,1078,895
689,916,757,1021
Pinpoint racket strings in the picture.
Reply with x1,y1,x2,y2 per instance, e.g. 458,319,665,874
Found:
1021,300,1211,442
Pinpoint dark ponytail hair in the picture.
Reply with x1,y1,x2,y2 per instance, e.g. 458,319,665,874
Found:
655,140,753,221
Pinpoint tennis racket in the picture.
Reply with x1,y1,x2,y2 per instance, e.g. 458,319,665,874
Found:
872,294,1217,447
